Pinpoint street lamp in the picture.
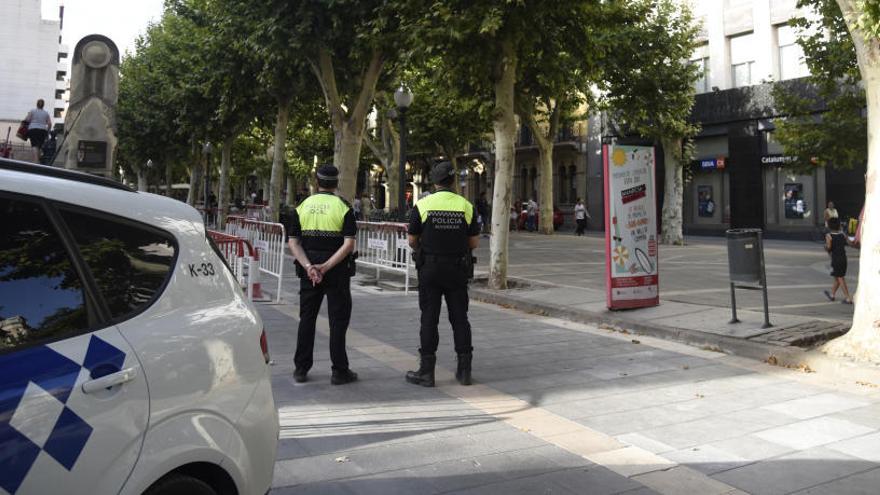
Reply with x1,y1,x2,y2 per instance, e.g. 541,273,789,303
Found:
394,84,413,222
203,142,213,225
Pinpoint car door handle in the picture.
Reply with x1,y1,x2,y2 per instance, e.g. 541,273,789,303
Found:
82,367,139,394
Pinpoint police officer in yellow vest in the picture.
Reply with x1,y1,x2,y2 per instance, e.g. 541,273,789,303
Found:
286,165,358,385
406,162,480,387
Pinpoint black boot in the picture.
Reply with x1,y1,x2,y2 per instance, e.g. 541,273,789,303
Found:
456,353,472,386
331,368,358,385
405,354,436,387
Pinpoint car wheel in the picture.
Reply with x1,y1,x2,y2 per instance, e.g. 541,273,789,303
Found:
144,474,217,495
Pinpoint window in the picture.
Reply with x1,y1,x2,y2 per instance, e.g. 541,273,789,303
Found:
0,197,90,352
691,57,710,93
60,209,176,320
730,33,755,88
569,165,577,205
778,25,809,80
520,168,528,200
54,109,63,118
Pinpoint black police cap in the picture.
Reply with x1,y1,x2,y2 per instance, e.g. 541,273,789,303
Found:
430,162,456,184
316,164,339,181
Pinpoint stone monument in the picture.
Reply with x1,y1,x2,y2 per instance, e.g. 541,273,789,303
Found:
53,35,119,177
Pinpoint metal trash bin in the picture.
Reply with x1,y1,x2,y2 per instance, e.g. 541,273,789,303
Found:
725,228,772,328
727,228,763,285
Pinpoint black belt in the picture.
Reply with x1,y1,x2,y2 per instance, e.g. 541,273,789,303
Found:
423,253,466,263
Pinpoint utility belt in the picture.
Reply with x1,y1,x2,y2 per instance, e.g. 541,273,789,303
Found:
295,249,358,278
414,250,476,279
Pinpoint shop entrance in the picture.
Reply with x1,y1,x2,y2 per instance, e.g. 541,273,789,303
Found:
728,123,764,229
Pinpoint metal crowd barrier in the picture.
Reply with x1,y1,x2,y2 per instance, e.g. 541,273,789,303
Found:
207,230,259,301
224,216,286,303
355,221,413,294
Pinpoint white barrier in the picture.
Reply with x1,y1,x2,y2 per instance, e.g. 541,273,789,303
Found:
225,216,286,303
355,221,413,294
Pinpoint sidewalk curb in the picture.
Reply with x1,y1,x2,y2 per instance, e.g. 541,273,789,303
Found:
470,284,880,386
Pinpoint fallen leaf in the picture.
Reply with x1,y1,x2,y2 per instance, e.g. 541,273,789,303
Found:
631,339,641,344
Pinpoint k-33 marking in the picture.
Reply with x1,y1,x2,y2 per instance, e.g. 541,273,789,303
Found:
188,262,216,277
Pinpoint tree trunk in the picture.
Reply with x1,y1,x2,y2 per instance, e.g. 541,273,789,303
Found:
186,141,200,206
660,137,684,245
311,48,384,202
218,134,234,228
488,40,518,290
451,154,462,194
335,125,366,202
269,99,290,223
165,162,174,196
824,3,880,362
286,173,295,206
136,166,148,192
534,132,554,235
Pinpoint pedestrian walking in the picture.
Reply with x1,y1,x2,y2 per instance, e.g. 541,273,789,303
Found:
526,197,538,232
285,165,359,385
823,217,853,305
406,162,480,387
24,99,52,163
574,198,590,236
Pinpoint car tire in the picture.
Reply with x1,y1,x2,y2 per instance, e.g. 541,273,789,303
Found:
144,474,217,495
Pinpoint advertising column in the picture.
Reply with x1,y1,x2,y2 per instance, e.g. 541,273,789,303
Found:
603,144,660,309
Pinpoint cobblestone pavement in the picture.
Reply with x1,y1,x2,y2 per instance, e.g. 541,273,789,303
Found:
264,270,880,495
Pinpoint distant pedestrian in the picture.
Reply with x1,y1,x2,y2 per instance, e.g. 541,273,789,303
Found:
24,99,52,163
574,198,590,236
526,197,538,232
824,201,838,229
353,196,363,221
510,205,518,231
477,191,490,235
823,217,853,305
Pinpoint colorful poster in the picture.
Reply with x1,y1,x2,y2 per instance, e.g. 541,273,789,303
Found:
603,144,659,309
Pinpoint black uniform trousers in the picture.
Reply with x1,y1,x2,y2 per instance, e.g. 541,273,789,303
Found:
418,260,473,356
295,268,352,371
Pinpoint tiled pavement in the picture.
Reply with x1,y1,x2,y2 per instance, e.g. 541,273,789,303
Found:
263,274,880,495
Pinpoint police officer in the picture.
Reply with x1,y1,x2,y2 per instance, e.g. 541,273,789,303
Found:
285,165,358,385
405,162,480,387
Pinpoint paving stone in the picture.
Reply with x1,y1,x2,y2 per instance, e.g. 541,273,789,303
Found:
711,447,872,495
791,466,880,494
663,444,750,475
753,417,875,451
616,433,677,455
827,432,880,462
633,465,736,495
829,404,880,430
585,446,676,478
762,392,870,420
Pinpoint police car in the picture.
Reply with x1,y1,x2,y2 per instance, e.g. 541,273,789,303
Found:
0,159,278,495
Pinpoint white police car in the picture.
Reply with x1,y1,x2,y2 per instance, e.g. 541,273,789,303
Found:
0,159,278,495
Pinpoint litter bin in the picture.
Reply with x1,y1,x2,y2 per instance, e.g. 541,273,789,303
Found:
726,228,763,285
725,228,772,328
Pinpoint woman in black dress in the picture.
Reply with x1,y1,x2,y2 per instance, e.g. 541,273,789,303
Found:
823,217,853,304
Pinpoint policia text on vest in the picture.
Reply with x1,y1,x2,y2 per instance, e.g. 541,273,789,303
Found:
405,172,480,388
285,165,359,386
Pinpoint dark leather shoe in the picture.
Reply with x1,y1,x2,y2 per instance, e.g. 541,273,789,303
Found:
293,368,308,383
331,369,358,385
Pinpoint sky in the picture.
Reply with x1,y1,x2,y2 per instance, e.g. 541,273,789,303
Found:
41,0,165,67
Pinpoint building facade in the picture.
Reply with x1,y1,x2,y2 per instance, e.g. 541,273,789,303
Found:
683,0,864,236
0,0,68,156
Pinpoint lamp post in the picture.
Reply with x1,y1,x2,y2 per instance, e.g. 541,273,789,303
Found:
394,84,413,222
203,142,213,225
